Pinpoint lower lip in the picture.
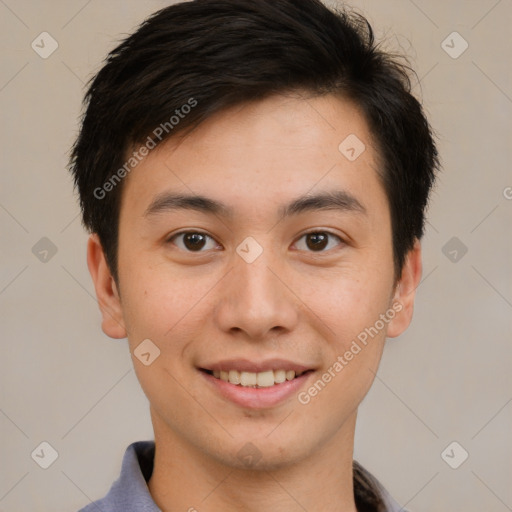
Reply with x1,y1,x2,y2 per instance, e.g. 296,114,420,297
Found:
200,370,313,409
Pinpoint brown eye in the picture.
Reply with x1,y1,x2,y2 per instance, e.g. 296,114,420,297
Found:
169,231,218,252
306,232,328,251
294,231,343,252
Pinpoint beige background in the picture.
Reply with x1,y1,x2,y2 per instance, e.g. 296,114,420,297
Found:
1,1,511,511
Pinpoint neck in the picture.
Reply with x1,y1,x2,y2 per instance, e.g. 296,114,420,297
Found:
147,410,359,512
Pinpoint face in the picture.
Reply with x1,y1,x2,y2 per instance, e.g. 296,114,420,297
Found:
88,93,421,470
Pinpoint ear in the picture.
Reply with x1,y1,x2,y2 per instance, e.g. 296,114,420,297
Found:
386,239,423,338
86,233,127,339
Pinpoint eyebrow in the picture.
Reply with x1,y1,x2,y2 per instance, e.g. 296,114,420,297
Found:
143,189,366,221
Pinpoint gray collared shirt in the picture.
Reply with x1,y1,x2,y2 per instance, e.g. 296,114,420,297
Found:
78,441,408,512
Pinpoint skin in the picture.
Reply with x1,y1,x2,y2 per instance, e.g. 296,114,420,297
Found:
87,93,422,512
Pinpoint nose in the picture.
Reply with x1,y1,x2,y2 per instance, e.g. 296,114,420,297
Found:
213,244,299,340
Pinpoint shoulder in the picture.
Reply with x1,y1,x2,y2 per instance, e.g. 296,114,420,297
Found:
77,441,160,512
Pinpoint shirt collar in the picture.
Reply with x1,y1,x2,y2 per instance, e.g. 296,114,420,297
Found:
80,440,160,511
81,440,405,512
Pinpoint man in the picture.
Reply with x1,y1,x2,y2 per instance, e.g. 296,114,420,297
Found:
69,0,439,510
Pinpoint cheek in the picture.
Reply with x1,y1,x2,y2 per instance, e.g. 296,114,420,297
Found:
120,269,204,412
119,261,217,354
297,279,392,423
306,270,394,344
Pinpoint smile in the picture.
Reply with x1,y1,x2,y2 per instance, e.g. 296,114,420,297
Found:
204,369,308,388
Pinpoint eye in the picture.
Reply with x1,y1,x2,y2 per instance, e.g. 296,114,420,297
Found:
168,231,220,252
293,231,344,252
167,230,344,253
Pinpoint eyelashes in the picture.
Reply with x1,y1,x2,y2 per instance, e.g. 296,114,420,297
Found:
167,230,345,254
293,231,344,252
169,231,220,252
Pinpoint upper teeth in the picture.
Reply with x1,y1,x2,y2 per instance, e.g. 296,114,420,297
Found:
213,369,299,387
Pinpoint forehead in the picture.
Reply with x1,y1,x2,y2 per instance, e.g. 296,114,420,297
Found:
119,93,387,222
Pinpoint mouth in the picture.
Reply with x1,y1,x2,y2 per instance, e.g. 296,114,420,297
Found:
200,368,313,388
198,358,316,408
196,358,316,410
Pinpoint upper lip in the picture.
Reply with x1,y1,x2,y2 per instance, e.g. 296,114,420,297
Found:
200,358,314,374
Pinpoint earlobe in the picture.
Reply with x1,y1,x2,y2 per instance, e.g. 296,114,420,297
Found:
86,234,127,339
386,239,423,338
